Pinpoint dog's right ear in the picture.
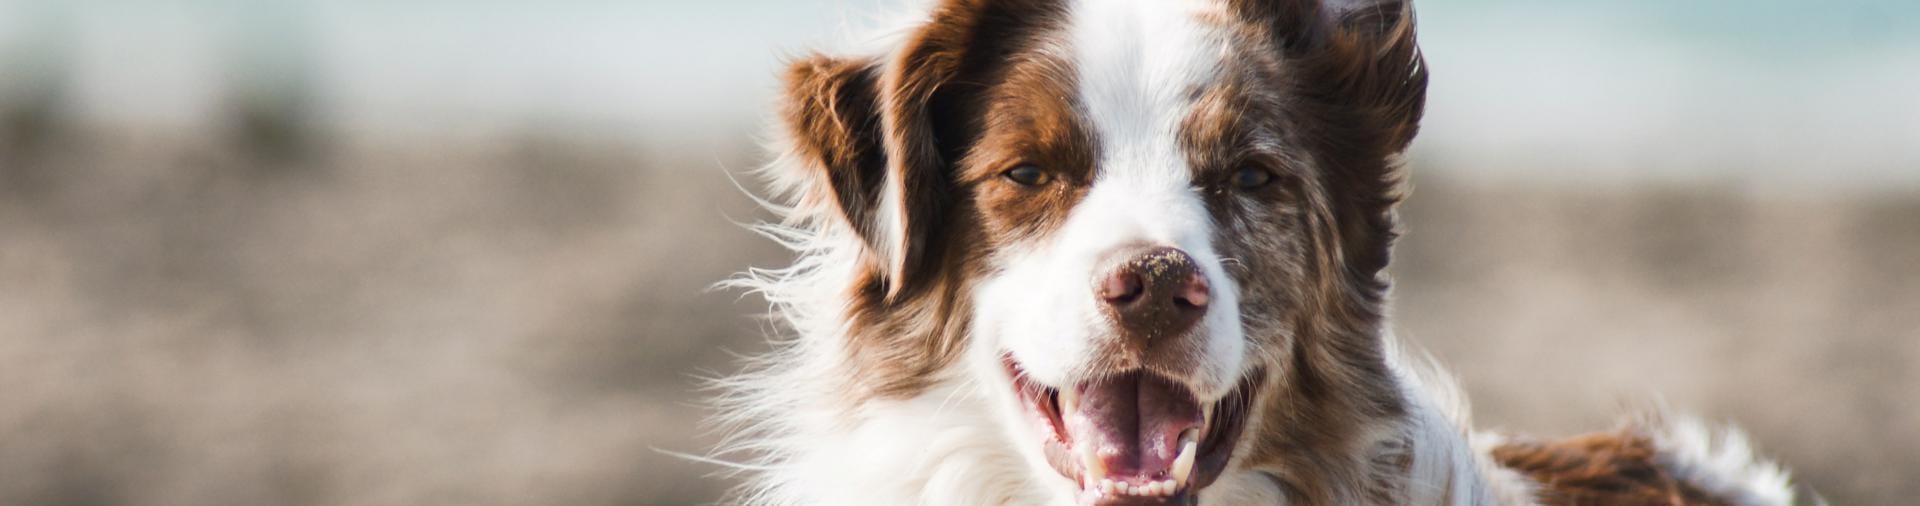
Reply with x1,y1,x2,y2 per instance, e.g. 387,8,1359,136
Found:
777,5,985,303
779,52,951,302
779,54,893,266
781,1,1041,300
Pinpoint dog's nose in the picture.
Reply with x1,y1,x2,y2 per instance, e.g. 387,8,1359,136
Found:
1097,245,1209,342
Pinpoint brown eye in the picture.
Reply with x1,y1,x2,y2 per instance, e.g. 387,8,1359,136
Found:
1003,165,1050,186
1231,167,1274,190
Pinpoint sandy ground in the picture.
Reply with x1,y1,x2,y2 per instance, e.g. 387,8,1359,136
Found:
0,131,1913,505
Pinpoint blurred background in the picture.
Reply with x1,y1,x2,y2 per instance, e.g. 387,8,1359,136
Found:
0,0,1915,504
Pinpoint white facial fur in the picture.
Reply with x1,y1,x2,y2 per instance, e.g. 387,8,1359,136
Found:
971,0,1246,398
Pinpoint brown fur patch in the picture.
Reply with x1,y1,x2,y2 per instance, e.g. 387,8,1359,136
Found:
774,0,1081,403
779,55,889,264
954,30,1094,249
1494,431,1730,506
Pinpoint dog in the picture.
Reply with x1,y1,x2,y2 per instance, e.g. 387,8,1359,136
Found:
713,0,1799,504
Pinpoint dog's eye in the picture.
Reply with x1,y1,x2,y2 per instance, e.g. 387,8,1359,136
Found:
1231,167,1274,190
1003,165,1051,187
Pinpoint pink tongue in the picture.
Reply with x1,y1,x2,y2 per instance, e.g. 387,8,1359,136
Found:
1065,372,1205,477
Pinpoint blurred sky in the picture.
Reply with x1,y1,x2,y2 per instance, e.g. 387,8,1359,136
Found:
1,0,1916,187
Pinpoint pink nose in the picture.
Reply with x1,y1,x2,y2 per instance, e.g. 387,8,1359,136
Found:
1096,246,1209,342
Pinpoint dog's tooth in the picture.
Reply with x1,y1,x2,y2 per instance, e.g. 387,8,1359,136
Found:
1059,387,1079,415
1102,479,1117,495
1164,479,1178,495
1080,443,1106,481
1172,428,1200,488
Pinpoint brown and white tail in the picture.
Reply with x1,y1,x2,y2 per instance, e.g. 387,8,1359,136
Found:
1491,413,1796,506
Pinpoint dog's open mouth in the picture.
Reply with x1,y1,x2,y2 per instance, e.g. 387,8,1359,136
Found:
1004,356,1262,505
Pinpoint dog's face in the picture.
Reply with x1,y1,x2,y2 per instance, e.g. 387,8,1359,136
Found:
777,0,1423,503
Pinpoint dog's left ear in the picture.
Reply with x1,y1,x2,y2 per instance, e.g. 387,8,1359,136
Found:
1238,0,1427,281
1316,0,1427,153
1316,0,1428,279
1245,0,1427,153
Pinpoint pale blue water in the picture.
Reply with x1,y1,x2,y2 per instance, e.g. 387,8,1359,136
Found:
1,0,1915,185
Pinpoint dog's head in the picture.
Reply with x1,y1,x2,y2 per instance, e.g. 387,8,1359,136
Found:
774,0,1424,503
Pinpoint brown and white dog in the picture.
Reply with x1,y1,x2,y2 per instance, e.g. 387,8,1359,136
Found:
714,0,1799,504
